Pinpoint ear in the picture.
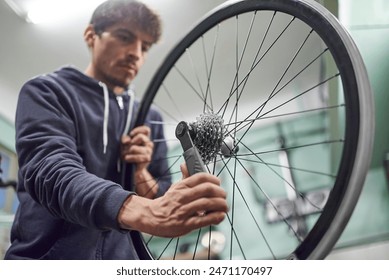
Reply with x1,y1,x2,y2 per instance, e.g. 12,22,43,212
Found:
84,25,96,49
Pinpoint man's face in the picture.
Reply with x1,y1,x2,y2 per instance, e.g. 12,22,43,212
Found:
86,22,153,90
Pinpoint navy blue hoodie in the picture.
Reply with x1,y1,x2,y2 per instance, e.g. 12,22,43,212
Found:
5,66,171,259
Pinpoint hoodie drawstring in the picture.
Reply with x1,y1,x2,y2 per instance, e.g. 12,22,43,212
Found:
99,82,136,159
99,81,109,154
118,86,136,172
123,86,135,137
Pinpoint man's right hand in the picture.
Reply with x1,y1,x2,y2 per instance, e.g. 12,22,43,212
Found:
118,167,228,237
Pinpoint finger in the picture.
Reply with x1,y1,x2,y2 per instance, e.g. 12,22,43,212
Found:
181,172,221,188
122,141,153,155
131,134,153,147
166,183,227,209
182,197,228,214
121,135,132,145
124,154,152,164
127,145,152,154
130,126,151,137
184,211,226,229
183,182,227,201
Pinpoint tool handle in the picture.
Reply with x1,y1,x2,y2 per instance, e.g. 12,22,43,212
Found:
183,147,207,176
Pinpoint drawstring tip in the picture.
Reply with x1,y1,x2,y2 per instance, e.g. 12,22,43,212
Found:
117,159,121,172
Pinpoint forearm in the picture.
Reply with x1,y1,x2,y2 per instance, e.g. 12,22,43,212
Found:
21,151,131,229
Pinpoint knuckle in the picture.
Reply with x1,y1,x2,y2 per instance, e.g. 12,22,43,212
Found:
204,184,216,195
144,126,151,134
195,172,209,182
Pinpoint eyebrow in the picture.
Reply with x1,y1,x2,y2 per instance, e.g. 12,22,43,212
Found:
115,28,153,46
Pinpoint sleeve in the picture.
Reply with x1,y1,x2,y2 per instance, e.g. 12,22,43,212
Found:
15,77,133,230
145,107,172,197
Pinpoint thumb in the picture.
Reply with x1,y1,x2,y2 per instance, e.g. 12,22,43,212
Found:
180,163,190,179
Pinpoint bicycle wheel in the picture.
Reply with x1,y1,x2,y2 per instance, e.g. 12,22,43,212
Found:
132,0,374,260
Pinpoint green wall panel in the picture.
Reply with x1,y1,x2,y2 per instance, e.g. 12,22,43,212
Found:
333,0,389,252
0,116,15,152
351,28,389,169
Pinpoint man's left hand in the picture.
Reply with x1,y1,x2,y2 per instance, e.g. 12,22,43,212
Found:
121,125,154,171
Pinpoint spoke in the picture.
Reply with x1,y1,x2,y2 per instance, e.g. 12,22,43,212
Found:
238,139,344,157
157,238,175,260
192,228,202,260
153,138,179,143
207,226,212,259
229,131,238,260
161,84,185,121
225,213,247,259
173,238,180,260
139,155,183,197
185,48,206,101
227,15,241,260
151,101,181,124
148,120,180,126
233,15,240,140
145,235,153,246
203,25,220,113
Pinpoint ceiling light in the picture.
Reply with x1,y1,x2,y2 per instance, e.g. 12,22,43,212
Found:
5,0,105,24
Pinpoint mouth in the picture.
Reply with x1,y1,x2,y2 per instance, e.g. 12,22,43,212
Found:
119,64,137,76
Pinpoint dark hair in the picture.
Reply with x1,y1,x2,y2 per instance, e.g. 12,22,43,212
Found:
90,0,162,44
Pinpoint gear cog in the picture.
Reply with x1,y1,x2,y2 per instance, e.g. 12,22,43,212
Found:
189,113,226,164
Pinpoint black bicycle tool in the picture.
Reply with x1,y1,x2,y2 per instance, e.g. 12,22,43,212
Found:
175,121,207,175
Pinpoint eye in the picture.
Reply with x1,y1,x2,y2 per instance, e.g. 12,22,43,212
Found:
115,32,135,44
142,43,151,53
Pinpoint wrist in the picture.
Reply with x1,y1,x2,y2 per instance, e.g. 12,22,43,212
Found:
134,169,158,198
117,194,150,231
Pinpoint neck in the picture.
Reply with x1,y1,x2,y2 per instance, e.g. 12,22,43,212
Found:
84,64,126,95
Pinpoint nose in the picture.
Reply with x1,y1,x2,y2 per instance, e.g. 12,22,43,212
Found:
127,39,143,61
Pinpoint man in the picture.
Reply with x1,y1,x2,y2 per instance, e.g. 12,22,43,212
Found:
5,0,227,260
